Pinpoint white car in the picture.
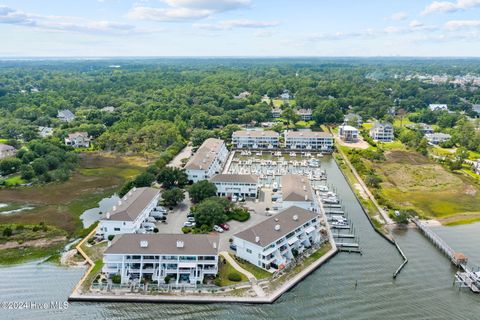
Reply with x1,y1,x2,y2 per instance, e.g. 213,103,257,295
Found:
183,221,196,227
187,217,195,223
145,217,157,223
150,211,164,219
213,225,224,233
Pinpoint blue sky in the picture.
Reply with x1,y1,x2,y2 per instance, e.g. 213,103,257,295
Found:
1,0,480,56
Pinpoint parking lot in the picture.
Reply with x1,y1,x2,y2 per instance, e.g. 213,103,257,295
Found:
154,192,192,234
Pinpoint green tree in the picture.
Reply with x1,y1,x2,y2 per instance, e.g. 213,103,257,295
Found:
20,164,35,180
31,158,48,175
157,167,188,189
188,180,217,203
313,100,343,124
162,188,185,206
133,172,156,187
0,158,22,175
193,197,228,227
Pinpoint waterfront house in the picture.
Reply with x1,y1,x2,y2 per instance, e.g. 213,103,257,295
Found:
103,234,219,286
38,126,54,138
417,123,434,134
232,130,280,149
210,174,259,198
280,174,318,212
425,133,451,145
344,113,362,127
339,124,359,142
429,104,448,112
97,187,161,238
57,109,75,122
296,108,313,121
184,138,228,183
233,206,325,271
271,108,282,119
0,144,16,159
284,130,334,151
279,90,290,100
369,122,394,142
64,132,91,148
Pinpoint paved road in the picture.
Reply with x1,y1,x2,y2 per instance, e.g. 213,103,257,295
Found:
155,192,192,234
167,145,192,168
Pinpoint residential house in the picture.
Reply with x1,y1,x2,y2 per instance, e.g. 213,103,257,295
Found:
279,90,290,100
339,125,359,142
425,133,451,145
296,108,313,121
234,91,251,99
369,123,394,142
233,206,325,270
38,126,53,138
429,104,448,112
472,104,480,117
279,174,318,212
210,174,259,198
232,130,280,149
344,113,363,127
57,109,75,122
271,108,282,119
101,106,115,112
416,123,434,134
284,130,334,151
0,144,16,159
103,234,219,286
97,187,161,239
64,132,91,148
185,138,228,183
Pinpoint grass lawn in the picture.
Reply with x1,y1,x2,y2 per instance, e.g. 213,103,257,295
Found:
377,140,407,151
362,123,373,130
232,254,271,280
2,175,26,187
216,258,249,286
295,120,316,128
270,99,296,108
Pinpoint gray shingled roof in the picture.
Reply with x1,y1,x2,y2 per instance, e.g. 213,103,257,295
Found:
105,234,219,255
284,131,332,138
234,206,318,247
281,174,314,202
232,130,279,138
210,174,258,184
0,144,15,152
184,138,225,170
104,187,160,222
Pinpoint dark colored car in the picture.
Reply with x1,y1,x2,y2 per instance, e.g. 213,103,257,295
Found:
229,243,237,251
219,223,230,231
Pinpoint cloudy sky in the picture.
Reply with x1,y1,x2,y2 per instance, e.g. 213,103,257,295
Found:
1,0,480,57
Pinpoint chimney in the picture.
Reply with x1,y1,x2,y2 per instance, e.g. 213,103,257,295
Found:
140,240,148,248
293,215,298,221
112,205,117,211
305,195,308,201
303,185,306,191
176,240,184,248
255,236,260,243
274,224,281,231
106,212,110,219
123,195,128,200
133,187,137,191
213,242,217,249
118,200,122,206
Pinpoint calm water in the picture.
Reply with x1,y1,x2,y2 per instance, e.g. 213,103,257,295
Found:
80,194,119,228
1,157,479,320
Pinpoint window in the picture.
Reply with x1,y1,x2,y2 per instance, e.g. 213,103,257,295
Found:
246,249,252,254
114,227,120,231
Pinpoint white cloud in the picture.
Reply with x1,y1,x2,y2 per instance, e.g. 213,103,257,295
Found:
388,11,408,21
422,0,480,15
445,19,480,29
0,5,156,34
410,20,425,28
129,0,251,22
253,30,273,37
193,19,279,30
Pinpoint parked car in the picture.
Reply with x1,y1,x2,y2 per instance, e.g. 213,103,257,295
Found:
213,225,224,233
145,217,157,223
187,217,195,223
150,211,164,219
183,221,196,227
229,243,237,251
219,223,230,231
187,213,194,218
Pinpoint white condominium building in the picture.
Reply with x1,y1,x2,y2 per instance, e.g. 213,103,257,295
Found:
184,138,228,183
103,234,219,286
97,187,161,238
233,206,325,271
280,174,318,212
339,125,359,142
284,130,334,151
232,130,280,149
369,122,394,142
210,174,259,198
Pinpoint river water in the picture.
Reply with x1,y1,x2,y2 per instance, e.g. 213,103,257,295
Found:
1,156,479,319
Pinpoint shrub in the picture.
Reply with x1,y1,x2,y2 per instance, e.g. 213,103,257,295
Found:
227,272,242,282
214,277,222,286
108,235,115,241
229,208,250,222
164,275,171,284
153,228,159,233
2,227,12,237
182,227,192,234
111,274,121,284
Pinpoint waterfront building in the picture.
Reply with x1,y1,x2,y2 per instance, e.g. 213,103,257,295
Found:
425,133,451,145
339,124,359,142
184,138,228,183
271,108,282,118
280,174,318,212
64,132,91,148
210,174,259,198
284,130,334,151
232,130,280,149
296,108,313,121
103,234,219,286
97,187,161,238
233,206,325,270
369,122,394,142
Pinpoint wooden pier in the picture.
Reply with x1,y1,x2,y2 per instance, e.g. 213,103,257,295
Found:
412,218,479,294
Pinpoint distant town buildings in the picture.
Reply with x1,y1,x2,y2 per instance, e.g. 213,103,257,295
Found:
369,122,394,142
234,91,251,100
97,187,161,238
103,234,219,286
185,138,228,183
284,130,334,151
279,90,291,100
339,125,359,142
64,132,91,148
429,104,449,112
210,174,259,198
271,108,282,119
407,123,434,134
101,106,115,112
232,130,280,149
425,133,451,145
0,144,16,159
38,126,53,138
233,206,325,271
296,108,313,121
57,109,75,122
